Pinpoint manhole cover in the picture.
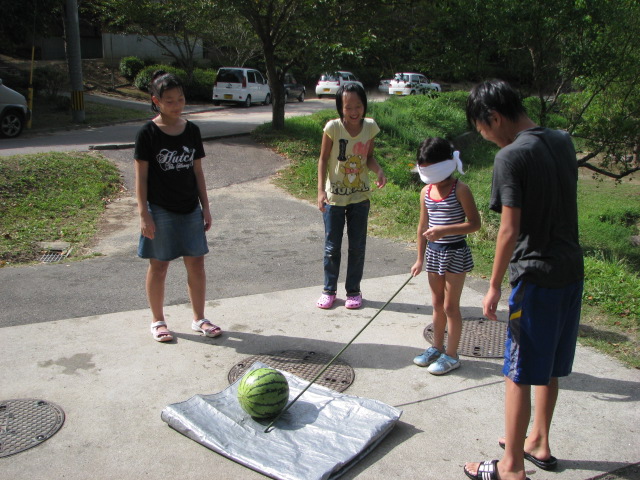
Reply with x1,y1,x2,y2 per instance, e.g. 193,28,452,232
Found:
0,399,65,458
423,317,507,358
228,350,355,392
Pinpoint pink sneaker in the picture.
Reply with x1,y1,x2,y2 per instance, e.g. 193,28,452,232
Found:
345,294,362,309
316,293,336,309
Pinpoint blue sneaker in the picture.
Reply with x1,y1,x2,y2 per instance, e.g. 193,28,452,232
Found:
427,353,460,375
413,346,442,367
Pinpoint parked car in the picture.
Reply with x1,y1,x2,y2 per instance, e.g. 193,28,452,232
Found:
378,78,392,94
212,67,271,107
284,73,305,102
0,78,30,138
315,71,363,97
388,72,441,96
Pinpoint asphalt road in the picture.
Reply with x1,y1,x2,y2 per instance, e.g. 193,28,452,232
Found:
0,105,417,328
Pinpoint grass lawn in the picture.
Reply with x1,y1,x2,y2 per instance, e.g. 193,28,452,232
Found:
27,94,147,132
0,152,123,264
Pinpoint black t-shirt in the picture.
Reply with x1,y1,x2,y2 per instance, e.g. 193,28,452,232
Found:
490,127,584,288
134,120,205,213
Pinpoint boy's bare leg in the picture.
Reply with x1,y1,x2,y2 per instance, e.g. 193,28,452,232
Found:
526,377,558,460
465,376,529,480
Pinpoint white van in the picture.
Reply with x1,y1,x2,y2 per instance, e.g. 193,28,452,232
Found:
0,79,30,138
212,67,271,107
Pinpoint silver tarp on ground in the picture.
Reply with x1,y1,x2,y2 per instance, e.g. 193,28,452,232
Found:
161,362,402,480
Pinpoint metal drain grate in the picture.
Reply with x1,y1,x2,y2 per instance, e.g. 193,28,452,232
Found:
0,399,65,458
40,249,71,263
228,350,355,392
423,317,507,358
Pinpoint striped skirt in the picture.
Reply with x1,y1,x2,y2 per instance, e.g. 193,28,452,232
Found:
425,240,474,275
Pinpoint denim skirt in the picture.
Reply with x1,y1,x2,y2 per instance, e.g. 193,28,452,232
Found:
137,203,209,261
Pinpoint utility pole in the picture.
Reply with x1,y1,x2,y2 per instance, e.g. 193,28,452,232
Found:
64,0,85,122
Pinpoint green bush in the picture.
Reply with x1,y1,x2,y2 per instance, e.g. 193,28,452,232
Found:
133,65,216,102
134,65,187,92
119,56,145,80
186,68,216,101
33,65,68,98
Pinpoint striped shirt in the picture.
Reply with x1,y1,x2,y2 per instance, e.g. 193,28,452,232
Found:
426,180,467,244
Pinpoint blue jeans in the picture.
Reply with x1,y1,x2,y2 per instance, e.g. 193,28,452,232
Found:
322,200,370,295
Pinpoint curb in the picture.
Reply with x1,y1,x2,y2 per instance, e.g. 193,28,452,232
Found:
88,131,252,151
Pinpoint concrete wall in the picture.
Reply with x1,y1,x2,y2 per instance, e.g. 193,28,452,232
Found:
102,34,203,63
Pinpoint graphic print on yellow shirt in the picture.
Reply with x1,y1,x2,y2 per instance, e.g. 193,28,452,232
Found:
324,118,380,206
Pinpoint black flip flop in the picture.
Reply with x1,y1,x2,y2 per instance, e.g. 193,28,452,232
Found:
463,460,532,480
499,440,558,471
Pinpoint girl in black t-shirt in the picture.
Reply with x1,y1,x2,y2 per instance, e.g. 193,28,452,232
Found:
134,71,222,342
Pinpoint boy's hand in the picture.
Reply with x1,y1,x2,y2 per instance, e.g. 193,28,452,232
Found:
483,286,501,321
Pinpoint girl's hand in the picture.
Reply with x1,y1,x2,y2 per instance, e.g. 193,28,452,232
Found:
411,260,423,277
317,191,328,212
203,210,212,232
424,226,443,242
375,171,387,188
140,212,155,239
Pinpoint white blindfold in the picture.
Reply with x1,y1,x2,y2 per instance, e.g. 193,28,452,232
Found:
417,150,465,184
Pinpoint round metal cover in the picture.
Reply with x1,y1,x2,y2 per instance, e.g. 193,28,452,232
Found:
423,317,507,358
0,399,65,458
228,350,355,392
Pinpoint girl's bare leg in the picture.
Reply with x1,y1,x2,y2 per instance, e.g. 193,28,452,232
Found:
183,255,206,321
443,271,466,356
147,259,170,333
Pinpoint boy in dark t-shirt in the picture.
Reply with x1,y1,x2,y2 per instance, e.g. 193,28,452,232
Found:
463,80,584,480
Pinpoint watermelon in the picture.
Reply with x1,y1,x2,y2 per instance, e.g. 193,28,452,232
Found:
237,367,290,419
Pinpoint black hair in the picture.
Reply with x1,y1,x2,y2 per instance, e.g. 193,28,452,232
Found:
465,79,526,127
149,70,184,113
416,137,454,166
335,83,367,120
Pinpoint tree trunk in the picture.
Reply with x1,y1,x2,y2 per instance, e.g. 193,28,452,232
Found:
64,0,84,123
263,47,285,130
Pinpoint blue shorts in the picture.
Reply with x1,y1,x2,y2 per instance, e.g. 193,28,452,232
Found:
503,279,583,385
137,203,209,261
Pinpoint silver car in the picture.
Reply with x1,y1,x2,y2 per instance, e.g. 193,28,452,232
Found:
0,79,31,138
388,72,441,96
315,71,363,97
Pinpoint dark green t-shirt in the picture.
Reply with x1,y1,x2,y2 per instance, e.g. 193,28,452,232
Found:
490,127,584,288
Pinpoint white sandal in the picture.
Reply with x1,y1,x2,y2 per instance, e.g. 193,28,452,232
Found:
150,321,173,342
192,319,222,338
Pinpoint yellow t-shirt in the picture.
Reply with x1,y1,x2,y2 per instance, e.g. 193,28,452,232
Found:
323,118,380,206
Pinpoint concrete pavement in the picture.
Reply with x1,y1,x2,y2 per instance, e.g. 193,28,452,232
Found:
1,102,639,479
2,271,639,479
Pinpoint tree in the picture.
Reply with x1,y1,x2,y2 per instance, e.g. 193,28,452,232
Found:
560,0,640,180
93,0,221,78
0,0,62,56
226,0,392,129
435,0,640,180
